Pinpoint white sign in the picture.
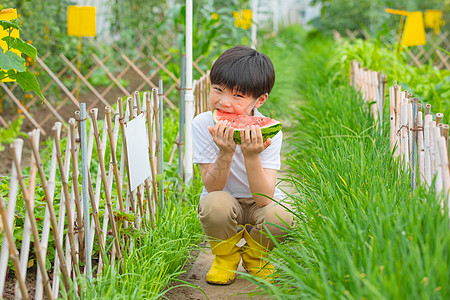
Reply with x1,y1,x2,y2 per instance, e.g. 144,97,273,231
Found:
124,113,151,191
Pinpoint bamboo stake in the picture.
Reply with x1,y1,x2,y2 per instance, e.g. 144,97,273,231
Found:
0,194,29,299
34,124,60,300
394,85,402,158
436,113,443,125
433,127,443,196
106,107,125,212
29,131,72,294
0,138,22,295
53,125,80,274
118,97,137,223
88,112,113,254
371,71,378,123
11,141,54,300
127,97,142,225
407,98,413,166
411,98,418,189
69,119,85,263
430,121,437,182
86,166,107,268
400,102,409,169
438,136,450,199
418,111,425,184
134,91,142,114
15,130,39,299
98,110,121,274
148,90,159,206
90,110,122,260
443,124,449,141
389,87,396,152
53,125,80,297
424,115,433,187
425,104,431,115
145,92,159,220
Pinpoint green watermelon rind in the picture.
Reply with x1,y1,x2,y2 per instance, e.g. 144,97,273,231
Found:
212,110,282,145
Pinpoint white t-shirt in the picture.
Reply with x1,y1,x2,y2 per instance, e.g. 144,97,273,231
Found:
192,109,285,200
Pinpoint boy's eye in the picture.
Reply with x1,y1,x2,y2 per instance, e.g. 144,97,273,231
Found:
214,87,222,92
234,94,244,98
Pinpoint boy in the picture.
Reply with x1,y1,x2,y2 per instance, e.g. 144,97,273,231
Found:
192,45,293,285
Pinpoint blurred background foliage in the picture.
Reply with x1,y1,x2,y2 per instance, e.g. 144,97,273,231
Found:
310,0,449,39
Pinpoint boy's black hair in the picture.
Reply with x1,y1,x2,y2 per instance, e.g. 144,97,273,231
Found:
210,45,275,99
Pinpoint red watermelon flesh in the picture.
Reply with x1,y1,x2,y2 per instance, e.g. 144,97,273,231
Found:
212,110,282,144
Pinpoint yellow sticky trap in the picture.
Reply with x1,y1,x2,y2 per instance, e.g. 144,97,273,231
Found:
401,11,426,47
0,8,20,82
67,6,96,37
424,10,444,34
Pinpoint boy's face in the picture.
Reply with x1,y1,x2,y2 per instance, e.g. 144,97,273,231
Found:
210,84,268,116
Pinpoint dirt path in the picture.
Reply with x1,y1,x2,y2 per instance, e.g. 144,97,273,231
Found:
164,240,266,300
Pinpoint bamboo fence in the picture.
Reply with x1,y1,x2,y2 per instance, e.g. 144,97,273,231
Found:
340,30,450,71
0,36,209,139
351,60,450,213
0,90,162,299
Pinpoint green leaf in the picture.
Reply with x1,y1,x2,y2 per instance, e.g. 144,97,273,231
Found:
9,69,43,99
0,50,25,72
156,173,165,182
1,36,36,59
0,20,19,31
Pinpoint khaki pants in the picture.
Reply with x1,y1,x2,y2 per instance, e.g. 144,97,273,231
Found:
198,191,294,249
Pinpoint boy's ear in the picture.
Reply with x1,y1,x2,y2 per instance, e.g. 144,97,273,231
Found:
254,93,268,108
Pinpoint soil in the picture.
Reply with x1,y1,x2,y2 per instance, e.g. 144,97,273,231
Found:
2,265,50,300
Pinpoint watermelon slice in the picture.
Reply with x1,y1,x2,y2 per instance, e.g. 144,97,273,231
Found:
212,109,282,144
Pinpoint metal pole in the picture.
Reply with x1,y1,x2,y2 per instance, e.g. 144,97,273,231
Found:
179,55,186,180
184,0,194,182
158,80,165,211
79,103,92,277
251,0,258,49
273,0,279,33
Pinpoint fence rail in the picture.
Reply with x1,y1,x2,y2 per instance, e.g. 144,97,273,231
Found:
0,90,163,299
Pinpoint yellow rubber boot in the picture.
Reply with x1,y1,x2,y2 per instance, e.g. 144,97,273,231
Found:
241,224,274,280
206,226,244,285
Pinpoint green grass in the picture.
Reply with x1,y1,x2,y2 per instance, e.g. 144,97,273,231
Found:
249,27,450,299
76,174,204,299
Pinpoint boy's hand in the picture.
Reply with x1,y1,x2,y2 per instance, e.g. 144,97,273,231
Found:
208,120,236,154
240,125,271,158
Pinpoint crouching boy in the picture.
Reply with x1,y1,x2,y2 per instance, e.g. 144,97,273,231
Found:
192,45,293,285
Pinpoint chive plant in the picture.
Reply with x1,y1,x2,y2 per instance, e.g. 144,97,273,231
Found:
249,27,450,299
73,174,204,299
